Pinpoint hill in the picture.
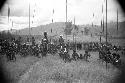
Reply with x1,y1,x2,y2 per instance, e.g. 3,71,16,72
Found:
7,21,125,38
107,21,125,38
9,21,125,44
13,22,66,36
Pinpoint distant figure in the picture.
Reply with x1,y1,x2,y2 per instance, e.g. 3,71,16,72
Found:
64,44,68,53
59,35,64,46
112,49,120,59
78,54,83,60
67,40,70,49
41,32,49,56
91,33,92,37
113,45,118,51
27,37,30,42
84,50,91,62
42,31,49,44
72,50,79,61
31,37,35,45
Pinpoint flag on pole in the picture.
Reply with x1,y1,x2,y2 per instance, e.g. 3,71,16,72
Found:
93,13,94,17
53,9,54,14
52,19,53,23
66,0,67,23
52,9,54,23
8,6,10,22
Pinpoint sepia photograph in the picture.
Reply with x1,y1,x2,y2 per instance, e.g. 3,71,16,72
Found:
0,0,125,83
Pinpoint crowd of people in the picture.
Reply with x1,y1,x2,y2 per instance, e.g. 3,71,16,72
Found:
0,31,124,67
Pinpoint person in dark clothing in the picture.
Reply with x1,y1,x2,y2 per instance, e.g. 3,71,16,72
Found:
41,32,49,57
32,37,35,46
59,35,64,46
42,31,49,44
84,50,91,62
72,50,79,61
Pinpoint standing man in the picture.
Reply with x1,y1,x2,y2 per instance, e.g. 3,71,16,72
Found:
32,37,35,46
41,31,49,56
27,37,30,42
59,35,64,46
42,31,49,44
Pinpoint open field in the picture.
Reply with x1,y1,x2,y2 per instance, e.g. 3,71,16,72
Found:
108,38,125,46
0,55,40,83
15,51,121,83
0,48,125,83
1,37,125,83
19,54,121,83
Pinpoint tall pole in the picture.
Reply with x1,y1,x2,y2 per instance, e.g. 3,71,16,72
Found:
8,4,10,31
117,9,118,35
105,0,108,69
11,21,13,31
102,17,104,35
100,4,103,43
52,9,54,23
7,0,10,23
66,0,67,23
29,3,31,40
106,0,107,45
74,17,76,50
102,4,104,35
66,0,67,42
100,20,102,43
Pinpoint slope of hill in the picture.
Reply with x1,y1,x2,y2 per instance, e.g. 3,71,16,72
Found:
78,25,101,36
14,22,66,36
79,21,125,38
107,21,125,38
11,21,125,43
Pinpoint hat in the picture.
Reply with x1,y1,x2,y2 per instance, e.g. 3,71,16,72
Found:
44,31,47,35
60,35,63,37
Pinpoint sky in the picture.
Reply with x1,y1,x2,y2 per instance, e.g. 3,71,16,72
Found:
0,0,125,31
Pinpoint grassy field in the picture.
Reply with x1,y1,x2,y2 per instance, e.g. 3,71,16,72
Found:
108,38,125,46
18,52,121,83
0,49,123,83
0,55,40,83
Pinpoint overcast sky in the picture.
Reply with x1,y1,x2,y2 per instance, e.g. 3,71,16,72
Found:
0,0,125,31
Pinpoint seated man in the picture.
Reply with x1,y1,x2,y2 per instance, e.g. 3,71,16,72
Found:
113,45,118,51
84,50,91,61
79,54,83,59
112,52,120,60
72,50,79,61
99,48,106,60
105,49,113,62
106,49,111,55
